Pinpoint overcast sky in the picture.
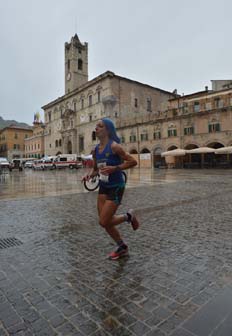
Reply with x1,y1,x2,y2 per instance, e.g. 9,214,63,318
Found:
0,0,231,125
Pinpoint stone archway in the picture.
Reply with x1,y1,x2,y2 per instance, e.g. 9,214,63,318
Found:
153,147,165,168
140,148,150,154
129,149,138,154
167,145,178,151
184,144,199,168
140,148,151,168
207,142,225,167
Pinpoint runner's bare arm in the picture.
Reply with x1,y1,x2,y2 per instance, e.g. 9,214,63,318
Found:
82,150,99,181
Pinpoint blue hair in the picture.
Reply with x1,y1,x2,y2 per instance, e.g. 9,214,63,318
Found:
102,118,120,143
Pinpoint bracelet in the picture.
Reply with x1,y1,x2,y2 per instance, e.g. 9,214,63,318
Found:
115,165,121,171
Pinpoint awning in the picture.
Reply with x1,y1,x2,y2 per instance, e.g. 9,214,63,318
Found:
214,146,232,154
187,147,215,154
161,149,186,157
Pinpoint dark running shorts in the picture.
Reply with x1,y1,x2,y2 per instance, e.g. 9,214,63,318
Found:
98,184,125,205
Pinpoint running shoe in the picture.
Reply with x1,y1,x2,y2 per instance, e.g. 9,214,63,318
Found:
128,209,140,231
109,245,128,260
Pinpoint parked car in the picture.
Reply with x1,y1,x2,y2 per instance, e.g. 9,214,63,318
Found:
11,159,24,171
32,160,44,170
32,158,55,170
24,161,34,168
41,158,55,170
0,157,11,172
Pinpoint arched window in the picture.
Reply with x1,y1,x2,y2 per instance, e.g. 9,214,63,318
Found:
92,131,96,141
89,95,92,106
78,59,83,70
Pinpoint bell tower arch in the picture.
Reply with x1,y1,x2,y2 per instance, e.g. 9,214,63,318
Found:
65,34,88,94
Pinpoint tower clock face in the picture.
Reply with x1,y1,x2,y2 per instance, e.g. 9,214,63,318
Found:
66,72,71,81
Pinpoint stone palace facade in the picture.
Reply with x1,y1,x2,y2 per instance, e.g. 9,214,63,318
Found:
42,34,232,168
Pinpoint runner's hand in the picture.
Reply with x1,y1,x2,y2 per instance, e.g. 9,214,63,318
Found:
81,174,91,182
99,166,116,175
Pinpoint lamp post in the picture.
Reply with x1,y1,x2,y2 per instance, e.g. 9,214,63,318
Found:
136,123,140,168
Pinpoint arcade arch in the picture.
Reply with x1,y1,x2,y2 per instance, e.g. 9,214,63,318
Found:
153,147,166,168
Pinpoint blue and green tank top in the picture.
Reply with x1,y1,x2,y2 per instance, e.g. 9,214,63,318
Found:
95,140,125,187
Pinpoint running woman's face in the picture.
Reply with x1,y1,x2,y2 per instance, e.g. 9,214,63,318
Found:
95,120,108,138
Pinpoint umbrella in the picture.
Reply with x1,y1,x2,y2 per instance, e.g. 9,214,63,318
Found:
161,149,186,157
187,147,215,154
214,146,232,154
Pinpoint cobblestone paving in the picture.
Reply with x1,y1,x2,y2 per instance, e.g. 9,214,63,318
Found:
0,170,232,335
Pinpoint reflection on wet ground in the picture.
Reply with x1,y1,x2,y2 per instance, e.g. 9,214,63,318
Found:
0,167,231,200
1,168,232,335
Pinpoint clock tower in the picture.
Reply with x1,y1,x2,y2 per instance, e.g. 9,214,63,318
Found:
65,34,88,94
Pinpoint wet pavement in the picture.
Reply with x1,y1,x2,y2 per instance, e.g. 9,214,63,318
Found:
1,168,232,335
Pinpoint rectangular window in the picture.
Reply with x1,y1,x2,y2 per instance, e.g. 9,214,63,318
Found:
153,131,161,139
89,95,92,106
147,99,152,112
81,99,84,109
121,136,125,143
134,98,138,108
208,123,220,133
129,135,136,143
193,102,200,112
140,133,148,141
14,133,18,139
182,102,188,113
74,102,77,111
89,115,92,122
92,131,96,141
97,91,101,103
214,98,222,108
48,111,51,122
168,129,177,137
205,102,212,110
184,127,194,135
79,136,84,152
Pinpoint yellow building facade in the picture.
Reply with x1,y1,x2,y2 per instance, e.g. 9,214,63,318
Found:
0,126,33,161
24,121,45,159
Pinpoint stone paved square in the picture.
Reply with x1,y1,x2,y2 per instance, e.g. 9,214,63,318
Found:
0,169,232,335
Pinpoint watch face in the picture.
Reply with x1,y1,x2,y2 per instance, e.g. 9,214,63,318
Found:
67,72,71,81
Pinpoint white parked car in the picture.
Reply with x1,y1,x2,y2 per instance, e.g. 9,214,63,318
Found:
32,158,55,170
24,161,34,168
0,157,10,171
